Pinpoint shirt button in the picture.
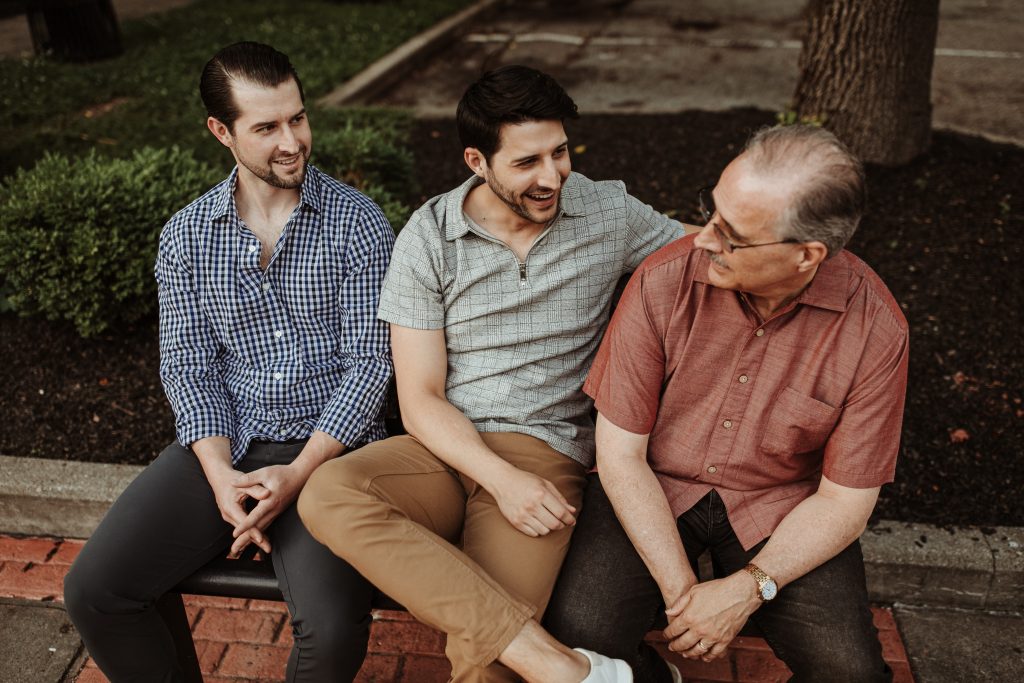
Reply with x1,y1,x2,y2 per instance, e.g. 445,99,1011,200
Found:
274,330,284,338
723,419,733,429
738,375,749,383
262,282,271,292
707,465,718,474
273,372,283,380
279,428,287,435
248,244,257,253
755,329,765,337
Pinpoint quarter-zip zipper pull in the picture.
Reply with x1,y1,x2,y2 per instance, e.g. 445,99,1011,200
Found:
518,260,527,286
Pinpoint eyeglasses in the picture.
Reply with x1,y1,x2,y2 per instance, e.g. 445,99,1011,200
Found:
698,185,800,253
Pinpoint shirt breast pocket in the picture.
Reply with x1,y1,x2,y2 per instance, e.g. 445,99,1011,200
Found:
760,386,838,456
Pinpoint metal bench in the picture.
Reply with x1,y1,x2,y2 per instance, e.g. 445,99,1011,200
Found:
156,546,406,683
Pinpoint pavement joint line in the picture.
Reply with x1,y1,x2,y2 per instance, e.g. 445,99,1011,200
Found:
464,32,1022,59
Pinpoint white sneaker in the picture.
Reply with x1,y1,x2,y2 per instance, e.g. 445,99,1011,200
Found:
666,661,682,683
575,647,633,682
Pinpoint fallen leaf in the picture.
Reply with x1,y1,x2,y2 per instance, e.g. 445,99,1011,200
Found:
574,144,587,154
98,378,109,386
949,428,970,443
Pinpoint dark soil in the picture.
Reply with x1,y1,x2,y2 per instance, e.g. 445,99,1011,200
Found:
2,108,1021,528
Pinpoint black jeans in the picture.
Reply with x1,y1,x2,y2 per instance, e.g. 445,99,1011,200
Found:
64,441,375,683
544,474,891,683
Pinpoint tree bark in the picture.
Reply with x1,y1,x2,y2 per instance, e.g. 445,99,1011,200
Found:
793,0,940,166
26,0,123,63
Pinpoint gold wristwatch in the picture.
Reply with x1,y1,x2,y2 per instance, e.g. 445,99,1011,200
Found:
743,563,778,601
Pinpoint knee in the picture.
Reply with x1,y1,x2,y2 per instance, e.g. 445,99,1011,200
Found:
63,561,109,627
785,636,889,682
289,610,372,677
293,610,371,648
296,459,366,532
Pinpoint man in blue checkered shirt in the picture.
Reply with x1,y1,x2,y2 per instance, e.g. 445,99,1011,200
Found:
64,42,394,682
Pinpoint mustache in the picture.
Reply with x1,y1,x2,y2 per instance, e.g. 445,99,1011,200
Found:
272,145,308,162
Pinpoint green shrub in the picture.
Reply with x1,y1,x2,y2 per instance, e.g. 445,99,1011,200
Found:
313,120,415,229
0,147,219,336
360,183,414,231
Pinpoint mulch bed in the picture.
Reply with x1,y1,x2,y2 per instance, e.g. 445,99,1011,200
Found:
2,108,1021,528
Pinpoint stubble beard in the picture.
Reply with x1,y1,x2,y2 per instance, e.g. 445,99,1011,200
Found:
485,169,559,226
239,144,310,190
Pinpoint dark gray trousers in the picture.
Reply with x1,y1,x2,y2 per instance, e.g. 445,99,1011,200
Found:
64,441,375,683
544,474,891,683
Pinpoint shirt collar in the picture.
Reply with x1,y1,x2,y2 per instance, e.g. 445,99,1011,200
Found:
210,164,323,220
444,172,587,242
692,247,851,313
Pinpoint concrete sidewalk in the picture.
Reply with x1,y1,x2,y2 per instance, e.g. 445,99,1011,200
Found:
350,0,1023,147
2,453,1022,682
1,0,1022,681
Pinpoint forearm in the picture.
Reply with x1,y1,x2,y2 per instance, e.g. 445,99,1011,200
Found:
291,430,347,481
748,482,878,590
601,456,695,604
596,418,696,605
402,391,514,491
191,436,235,484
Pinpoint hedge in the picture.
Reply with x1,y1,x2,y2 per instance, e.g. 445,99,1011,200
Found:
0,147,219,336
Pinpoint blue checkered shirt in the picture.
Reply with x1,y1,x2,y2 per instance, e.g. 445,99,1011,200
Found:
155,165,394,464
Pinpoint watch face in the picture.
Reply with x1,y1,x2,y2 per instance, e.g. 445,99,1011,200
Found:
762,579,778,601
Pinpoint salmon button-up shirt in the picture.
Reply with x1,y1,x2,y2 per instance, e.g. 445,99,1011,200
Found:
585,234,909,550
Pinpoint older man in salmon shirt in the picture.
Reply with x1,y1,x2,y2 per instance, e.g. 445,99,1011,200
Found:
546,124,908,683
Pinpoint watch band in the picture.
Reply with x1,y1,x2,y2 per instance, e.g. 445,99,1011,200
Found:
743,563,776,601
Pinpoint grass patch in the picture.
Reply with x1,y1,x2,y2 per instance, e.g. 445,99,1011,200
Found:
0,0,471,178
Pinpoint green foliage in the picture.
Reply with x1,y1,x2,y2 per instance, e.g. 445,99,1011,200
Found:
775,108,827,127
0,1,467,333
313,114,416,229
360,183,414,232
0,0,471,178
0,148,220,336
314,118,413,191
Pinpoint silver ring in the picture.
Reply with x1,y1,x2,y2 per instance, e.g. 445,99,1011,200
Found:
696,640,710,652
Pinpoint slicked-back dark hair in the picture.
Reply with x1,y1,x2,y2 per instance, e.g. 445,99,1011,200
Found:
457,65,579,160
200,41,304,133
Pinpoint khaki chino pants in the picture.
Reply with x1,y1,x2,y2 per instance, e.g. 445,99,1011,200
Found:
298,432,587,682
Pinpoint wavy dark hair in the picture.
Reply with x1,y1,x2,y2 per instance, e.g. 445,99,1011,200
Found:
456,65,579,160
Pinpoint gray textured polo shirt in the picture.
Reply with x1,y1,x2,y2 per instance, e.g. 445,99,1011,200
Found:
378,172,683,466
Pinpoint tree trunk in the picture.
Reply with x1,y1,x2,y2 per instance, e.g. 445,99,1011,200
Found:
26,0,123,63
793,0,939,166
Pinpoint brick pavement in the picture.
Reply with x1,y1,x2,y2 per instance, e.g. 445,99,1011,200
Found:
0,535,913,682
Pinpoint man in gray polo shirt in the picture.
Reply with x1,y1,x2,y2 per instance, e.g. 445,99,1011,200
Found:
300,66,683,682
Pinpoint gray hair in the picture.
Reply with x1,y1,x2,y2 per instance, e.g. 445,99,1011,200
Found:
743,125,865,258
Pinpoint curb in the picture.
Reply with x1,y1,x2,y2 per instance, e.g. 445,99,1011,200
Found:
0,456,142,539
2,454,1021,611
317,0,505,109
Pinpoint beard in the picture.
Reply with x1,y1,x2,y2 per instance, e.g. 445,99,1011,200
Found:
237,144,310,190
484,168,560,225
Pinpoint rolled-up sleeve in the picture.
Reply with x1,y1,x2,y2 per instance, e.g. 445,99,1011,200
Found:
156,221,235,448
315,205,396,447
